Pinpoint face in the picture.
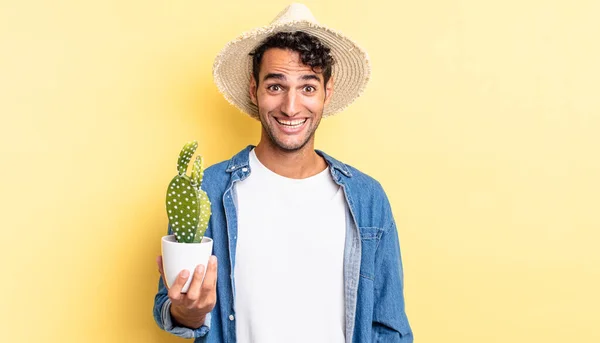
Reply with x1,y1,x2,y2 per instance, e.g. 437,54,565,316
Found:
250,48,334,152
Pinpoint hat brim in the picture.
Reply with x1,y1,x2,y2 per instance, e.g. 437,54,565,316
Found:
213,21,371,119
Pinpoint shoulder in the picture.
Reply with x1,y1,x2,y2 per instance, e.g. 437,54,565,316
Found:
342,163,390,208
202,145,253,184
345,163,384,191
200,159,231,196
323,152,396,227
204,159,230,177
319,150,386,196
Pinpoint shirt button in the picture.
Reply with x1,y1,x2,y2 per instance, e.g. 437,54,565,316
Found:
229,314,235,321
242,167,248,172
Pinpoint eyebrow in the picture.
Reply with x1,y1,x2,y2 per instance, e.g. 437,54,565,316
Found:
262,73,322,83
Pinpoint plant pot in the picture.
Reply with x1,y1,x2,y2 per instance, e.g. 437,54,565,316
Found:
161,234,214,293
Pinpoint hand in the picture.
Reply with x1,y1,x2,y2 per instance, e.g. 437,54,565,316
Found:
157,255,218,329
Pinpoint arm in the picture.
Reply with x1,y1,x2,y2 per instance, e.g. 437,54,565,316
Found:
152,270,211,339
153,257,215,339
371,217,414,342
152,225,217,339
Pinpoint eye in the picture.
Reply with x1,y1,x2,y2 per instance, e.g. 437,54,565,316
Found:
303,85,316,93
267,84,282,92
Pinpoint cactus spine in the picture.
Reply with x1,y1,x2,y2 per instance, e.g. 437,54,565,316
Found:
166,141,211,243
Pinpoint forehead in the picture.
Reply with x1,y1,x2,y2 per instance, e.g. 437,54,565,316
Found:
259,48,319,75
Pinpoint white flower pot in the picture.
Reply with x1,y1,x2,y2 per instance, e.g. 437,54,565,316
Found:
161,234,214,293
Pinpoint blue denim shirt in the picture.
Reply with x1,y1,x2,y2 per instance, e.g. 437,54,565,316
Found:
153,146,413,342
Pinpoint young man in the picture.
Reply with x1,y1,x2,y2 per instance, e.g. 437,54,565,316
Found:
153,4,413,342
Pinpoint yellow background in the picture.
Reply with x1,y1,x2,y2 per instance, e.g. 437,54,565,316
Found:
1,0,598,342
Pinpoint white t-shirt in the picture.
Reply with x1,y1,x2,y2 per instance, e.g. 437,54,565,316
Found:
233,149,347,343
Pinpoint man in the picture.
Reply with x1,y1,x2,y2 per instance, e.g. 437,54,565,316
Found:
153,3,413,342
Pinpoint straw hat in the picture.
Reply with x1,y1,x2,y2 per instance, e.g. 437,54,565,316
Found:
212,3,371,119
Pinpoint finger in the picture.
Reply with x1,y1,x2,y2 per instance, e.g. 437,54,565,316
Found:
168,269,190,302
157,256,170,290
185,264,206,301
200,255,218,296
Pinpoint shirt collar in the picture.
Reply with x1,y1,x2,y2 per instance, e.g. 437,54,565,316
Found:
226,145,352,178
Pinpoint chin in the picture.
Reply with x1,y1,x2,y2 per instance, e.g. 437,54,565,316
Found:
274,137,312,152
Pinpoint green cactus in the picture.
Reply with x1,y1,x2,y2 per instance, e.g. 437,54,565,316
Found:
166,141,212,243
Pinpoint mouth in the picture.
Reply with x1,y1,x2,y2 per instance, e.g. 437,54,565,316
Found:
274,117,308,133
275,118,308,128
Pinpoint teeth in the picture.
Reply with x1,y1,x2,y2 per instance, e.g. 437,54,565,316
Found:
276,118,307,127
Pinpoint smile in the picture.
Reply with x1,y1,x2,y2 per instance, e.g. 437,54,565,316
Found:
275,118,307,128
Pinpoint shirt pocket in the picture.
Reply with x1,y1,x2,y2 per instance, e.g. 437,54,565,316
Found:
359,227,384,280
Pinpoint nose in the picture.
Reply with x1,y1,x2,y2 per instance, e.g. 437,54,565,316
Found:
281,90,301,117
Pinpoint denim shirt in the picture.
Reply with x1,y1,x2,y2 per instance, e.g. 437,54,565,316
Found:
153,145,413,342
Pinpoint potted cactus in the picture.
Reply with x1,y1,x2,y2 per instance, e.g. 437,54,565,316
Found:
161,141,213,293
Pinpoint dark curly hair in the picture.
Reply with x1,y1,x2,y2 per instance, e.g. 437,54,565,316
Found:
249,31,335,87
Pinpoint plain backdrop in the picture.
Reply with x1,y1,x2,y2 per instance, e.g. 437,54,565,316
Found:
1,0,599,342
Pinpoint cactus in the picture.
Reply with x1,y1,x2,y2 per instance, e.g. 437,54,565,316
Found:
166,141,212,243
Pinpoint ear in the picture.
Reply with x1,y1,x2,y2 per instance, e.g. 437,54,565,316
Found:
249,74,258,106
323,77,334,106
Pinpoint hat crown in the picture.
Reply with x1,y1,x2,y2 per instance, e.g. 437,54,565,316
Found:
270,3,318,25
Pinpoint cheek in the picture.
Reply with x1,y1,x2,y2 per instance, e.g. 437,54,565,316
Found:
304,96,326,112
257,92,278,109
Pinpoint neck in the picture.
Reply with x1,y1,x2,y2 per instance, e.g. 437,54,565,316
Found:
254,138,327,179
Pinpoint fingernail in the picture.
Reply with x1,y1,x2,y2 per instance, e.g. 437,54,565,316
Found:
210,256,217,263
196,264,205,273
181,270,190,278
